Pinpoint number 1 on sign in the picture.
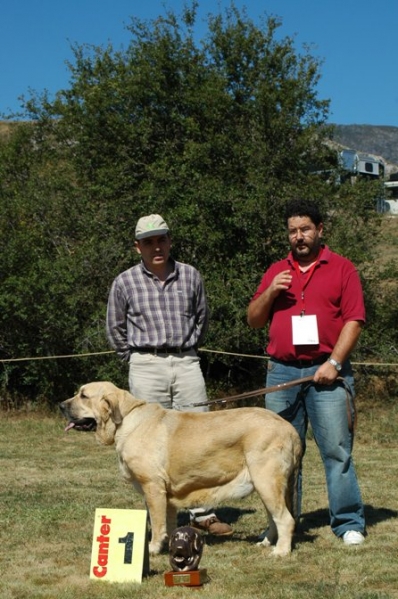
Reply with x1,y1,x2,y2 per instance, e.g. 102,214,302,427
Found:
119,532,134,564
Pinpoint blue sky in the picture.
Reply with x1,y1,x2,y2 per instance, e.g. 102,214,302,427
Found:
2,0,397,126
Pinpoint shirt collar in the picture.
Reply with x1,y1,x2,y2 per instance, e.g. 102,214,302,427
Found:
140,257,177,279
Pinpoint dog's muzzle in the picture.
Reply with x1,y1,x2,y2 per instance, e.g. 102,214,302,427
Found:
59,402,97,432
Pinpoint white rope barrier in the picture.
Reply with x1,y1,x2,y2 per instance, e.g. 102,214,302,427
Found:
0,348,397,367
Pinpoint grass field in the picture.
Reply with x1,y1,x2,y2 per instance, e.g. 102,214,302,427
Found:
1,215,398,598
1,395,397,599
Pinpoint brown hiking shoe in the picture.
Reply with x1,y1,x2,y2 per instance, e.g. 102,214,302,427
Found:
190,516,233,536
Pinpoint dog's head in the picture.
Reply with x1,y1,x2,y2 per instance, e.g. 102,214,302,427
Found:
169,526,204,572
60,381,134,445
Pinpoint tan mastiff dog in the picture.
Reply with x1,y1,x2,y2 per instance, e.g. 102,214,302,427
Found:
60,381,302,556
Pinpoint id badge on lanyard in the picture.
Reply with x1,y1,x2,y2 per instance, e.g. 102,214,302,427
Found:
292,314,319,345
291,259,319,345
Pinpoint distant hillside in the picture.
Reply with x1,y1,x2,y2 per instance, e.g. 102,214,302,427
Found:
332,125,398,166
2,120,398,169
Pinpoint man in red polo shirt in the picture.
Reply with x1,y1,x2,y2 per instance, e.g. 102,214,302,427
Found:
247,199,366,546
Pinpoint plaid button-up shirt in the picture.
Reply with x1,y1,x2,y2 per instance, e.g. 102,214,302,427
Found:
106,259,209,360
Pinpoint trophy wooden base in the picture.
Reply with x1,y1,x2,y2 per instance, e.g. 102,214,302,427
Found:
164,568,208,587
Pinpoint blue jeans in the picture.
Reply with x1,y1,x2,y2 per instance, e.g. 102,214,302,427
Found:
265,358,365,538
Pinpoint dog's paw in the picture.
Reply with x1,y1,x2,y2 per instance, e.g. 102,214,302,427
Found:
256,537,272,548
148,542,161,555
271,545,291,557
256,527,277,548
149,535,169,555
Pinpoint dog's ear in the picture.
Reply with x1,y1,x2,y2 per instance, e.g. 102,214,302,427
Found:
101,392,123,425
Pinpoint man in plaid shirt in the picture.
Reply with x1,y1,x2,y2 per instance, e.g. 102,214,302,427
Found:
106,213,232,536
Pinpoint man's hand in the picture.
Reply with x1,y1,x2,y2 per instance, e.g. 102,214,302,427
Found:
313,361,339,385
268,270,293,296
247,270,293,329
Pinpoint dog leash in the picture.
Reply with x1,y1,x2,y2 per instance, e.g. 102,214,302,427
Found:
192,375,356,433
192,375,314,407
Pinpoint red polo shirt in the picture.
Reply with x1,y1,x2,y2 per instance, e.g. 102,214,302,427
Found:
250,245,365,361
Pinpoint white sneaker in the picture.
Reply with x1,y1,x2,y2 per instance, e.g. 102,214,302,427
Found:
343,530,365,545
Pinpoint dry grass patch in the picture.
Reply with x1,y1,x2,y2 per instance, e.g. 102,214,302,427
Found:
0,402,397,599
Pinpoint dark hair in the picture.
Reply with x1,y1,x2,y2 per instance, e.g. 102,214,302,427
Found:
284,199,323,227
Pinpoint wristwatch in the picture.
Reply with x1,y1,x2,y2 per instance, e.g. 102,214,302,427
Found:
327,357,342,372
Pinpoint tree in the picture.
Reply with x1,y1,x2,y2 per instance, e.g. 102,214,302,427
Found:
0,3,382,404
